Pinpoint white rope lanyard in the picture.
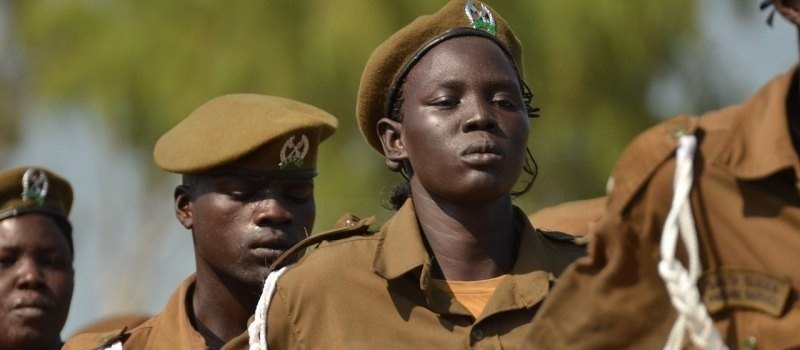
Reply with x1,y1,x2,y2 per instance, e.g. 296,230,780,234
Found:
248,266,289,350
657,135,726,350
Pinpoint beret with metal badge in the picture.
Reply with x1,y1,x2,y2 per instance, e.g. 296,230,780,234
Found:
154,93,338,176
356,0,530,154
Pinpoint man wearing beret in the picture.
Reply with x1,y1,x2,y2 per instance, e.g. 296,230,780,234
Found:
65,93,337,349
528,1,800,349
0,166,75,350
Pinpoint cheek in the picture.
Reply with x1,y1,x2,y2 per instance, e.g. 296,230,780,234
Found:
0,272,13,290
505,118,530,151
195,200,243,230
46,269,74,299
404,119,456,163
287,200,316,232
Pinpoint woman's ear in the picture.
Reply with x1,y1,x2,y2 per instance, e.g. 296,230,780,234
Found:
377,117,407,172
174,185,194,230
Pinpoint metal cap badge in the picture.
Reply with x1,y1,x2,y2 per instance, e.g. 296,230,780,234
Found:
465,1,497,36
22,168,49,206
279,134,310,169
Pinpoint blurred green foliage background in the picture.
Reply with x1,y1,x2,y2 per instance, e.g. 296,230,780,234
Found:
2,1,697,227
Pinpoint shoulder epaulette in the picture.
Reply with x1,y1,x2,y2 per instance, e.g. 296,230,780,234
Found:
539,229,589,246
91,327,129,350
268,213,376,272
606,114,698,214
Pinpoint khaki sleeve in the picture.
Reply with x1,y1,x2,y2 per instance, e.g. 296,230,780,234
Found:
62,330,125,350
528,147,684,348
61,334,96,350
266,286,300,350
530,213,676,347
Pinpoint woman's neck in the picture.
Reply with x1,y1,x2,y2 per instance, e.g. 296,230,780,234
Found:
409,180,518,281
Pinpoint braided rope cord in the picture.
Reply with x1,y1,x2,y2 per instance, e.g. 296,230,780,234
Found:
658,135,726,350
248,266,289,350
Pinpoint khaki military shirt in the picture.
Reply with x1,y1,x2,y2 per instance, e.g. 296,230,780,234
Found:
529,66,800,349
64,276,246,350
263,199,584,349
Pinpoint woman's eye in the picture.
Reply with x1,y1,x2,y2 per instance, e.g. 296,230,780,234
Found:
39,255,69,269
430,96,459,108
492,97,518,109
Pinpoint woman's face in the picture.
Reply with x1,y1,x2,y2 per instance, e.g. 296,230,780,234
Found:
0,214,74,349
394,36,529,204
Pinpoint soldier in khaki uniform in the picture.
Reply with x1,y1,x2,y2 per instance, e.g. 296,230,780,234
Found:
64,94,337,349
243,1,585,349
0,167,74,350
528,196,605,237
527,1,800,349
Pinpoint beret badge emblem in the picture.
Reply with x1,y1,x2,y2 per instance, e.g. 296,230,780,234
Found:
465,1,497,36
21,168,49,206
279,134,310,169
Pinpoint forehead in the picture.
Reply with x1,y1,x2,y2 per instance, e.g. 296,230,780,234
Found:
405,36,518,86
204,173,315,185
0,214,69,251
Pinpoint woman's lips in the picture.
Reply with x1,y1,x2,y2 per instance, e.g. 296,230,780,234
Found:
11,295,52,318
461,141,504,165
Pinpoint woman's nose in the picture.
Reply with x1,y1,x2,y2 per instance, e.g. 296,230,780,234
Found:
16,258,46,289
461,101,498,132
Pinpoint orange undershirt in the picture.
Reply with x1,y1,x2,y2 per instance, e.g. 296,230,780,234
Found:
429,275,507,318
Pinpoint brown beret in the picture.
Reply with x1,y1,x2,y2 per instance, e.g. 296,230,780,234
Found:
0,166,73,222
154,94,338,176
0,166,74,252
356,0,523,153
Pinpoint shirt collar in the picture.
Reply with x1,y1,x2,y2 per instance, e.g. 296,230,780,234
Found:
371,199,565,310
712,65,800,180
372,199,430,281
149,275,208,349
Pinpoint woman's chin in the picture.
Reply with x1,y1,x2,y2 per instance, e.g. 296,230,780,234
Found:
436,183,514,206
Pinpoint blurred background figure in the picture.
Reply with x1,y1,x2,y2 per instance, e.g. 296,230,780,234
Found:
526,1,800,348
528,197,605,236
0,167,74,350
0,0,796,337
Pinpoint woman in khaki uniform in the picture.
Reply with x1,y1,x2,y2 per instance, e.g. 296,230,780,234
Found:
0,167,74,350
247,1,585,349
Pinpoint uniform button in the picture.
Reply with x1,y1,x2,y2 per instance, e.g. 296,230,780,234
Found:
742,335,757,350
471,328,485,341
670,124,688,139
